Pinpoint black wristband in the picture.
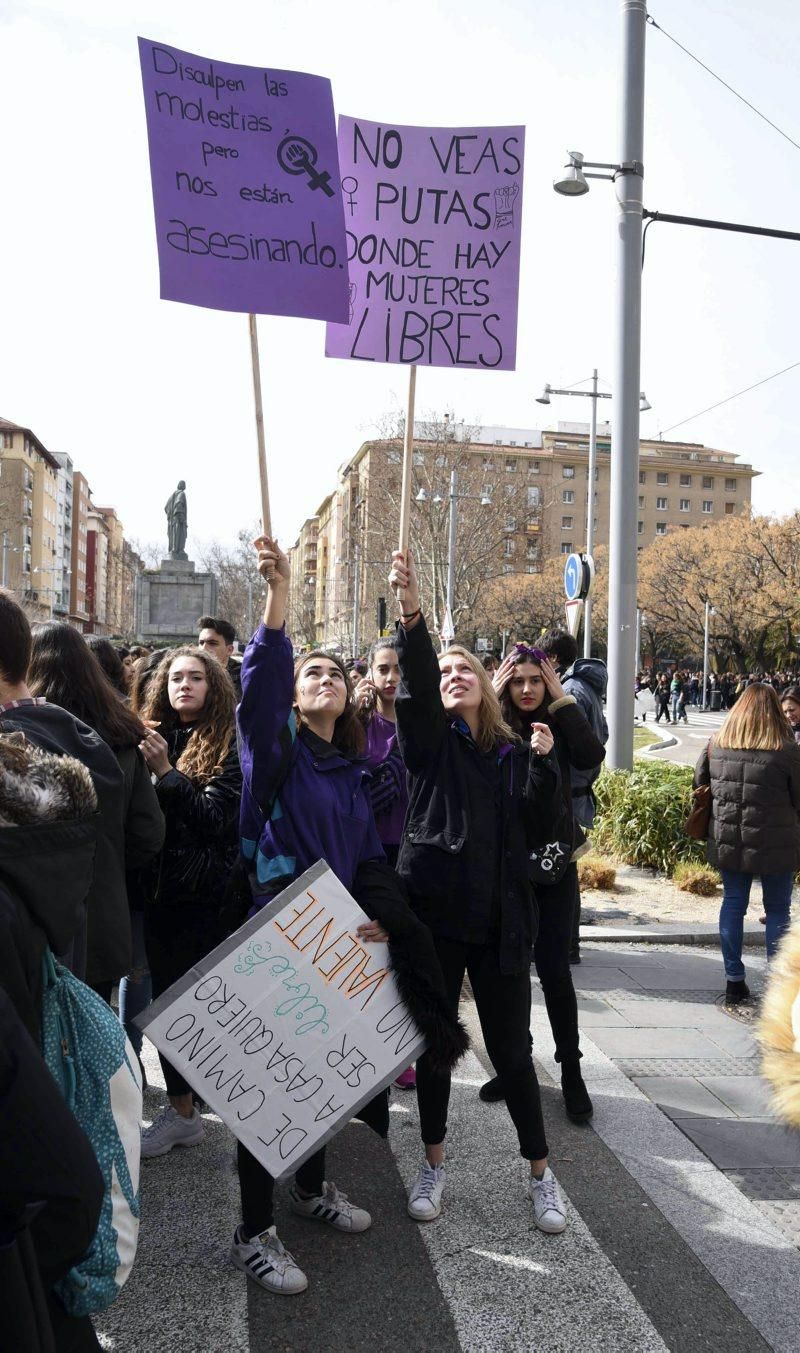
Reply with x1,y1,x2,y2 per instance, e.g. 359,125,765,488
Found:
401,608,421,621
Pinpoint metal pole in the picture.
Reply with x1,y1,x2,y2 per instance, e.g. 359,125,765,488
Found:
445,468,458,649
352,542,361,658
583,369,598,658
1,531,7,589
635,606,642,674
702,599,710,711
606,0,647,770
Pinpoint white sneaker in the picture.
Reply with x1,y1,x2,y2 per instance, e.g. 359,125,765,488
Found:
229,1225,308,1295
407,1162,445,1222
141,1105,204,1158
289,1180,371,1233
529,1167,567,1234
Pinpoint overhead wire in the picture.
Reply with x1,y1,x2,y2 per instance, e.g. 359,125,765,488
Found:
657,360,800,437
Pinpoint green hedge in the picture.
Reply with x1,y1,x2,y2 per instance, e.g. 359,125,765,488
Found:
592,761,706,877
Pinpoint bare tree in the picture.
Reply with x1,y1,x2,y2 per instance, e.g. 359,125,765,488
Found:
198,526,266,644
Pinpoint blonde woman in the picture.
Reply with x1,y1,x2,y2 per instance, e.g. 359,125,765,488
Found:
388,549,568,1234
138,647,242,1156
694,682,800,1004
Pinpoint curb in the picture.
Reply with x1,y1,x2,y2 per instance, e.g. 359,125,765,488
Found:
581,924,764,948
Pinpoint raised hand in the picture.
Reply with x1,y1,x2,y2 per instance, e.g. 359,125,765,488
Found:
253,535,290,587
389,547,421,618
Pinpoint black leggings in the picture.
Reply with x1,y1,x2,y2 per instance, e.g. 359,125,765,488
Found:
533,863,581,1065
416,936,548,1161
144,903,222,1098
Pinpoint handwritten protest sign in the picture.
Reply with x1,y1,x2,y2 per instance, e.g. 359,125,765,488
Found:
139,861,425,1179
325,117,525,370
138,38,349,321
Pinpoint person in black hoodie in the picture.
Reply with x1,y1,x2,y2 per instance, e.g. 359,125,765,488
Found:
137,646,242,1159
0,733,104,1353
388,549,568,1235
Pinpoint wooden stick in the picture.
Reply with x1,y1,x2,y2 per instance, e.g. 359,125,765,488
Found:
248,313,272,538
398,364,417,554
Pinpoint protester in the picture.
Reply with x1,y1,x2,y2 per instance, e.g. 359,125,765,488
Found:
27,623,165,1019
138,646,241,1157
781,685,800,744
0,595,127,985
479,642,605,1122
481,653,500,676
694,683,800,1003
388,547,568,1235
233,535,465,1294
84,636,129,699
654,674,672,725
355,635,416,1089
130,649,168,716
198,615,242,700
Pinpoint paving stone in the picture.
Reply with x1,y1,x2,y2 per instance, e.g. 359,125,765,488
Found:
776,1167,800,1195
589,1027,726,1058
576,996,634,1028
615,1056,761,1077
725,1169,799,1201
608,999,736,1029
756,1200,800,1247
702,1022,759,1059
699,1076,773,1118
607,988,720,1005
680,1118,800,1169
632,1076,735,1119
572,969,646,992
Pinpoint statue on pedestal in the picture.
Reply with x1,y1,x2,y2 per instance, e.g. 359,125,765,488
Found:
165,480,188,560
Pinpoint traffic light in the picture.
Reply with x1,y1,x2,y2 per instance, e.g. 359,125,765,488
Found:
376,596,387,632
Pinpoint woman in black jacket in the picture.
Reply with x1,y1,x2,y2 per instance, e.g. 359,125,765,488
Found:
478,643,606,1122
695,682,800,1003
388,549,568,1235
138,646,242,1157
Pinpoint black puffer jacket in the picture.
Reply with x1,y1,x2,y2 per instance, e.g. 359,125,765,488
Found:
695,739,800,874
152,726,242,909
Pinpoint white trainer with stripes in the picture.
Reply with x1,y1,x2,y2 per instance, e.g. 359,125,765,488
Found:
229,1225,308,1295
289,1180,372,1232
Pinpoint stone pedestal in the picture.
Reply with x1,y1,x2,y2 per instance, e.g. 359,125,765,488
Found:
136,559,218,643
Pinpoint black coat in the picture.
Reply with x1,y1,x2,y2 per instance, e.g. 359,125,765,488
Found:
695,739,800,874
395,618,561,975
152,727,242,909
523,697,606,854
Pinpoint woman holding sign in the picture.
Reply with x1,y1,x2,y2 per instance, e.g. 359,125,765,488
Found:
388,547,569,1234
234,536,465,1296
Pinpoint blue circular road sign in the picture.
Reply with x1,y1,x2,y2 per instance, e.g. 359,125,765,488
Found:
564,553,583,602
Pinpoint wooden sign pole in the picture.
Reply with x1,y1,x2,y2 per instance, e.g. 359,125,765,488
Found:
398,364,417,554
248,313,272,538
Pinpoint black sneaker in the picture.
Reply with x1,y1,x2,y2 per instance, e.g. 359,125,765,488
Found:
478,1076,506,1103
725,979,750,1006
561,1064,593,1123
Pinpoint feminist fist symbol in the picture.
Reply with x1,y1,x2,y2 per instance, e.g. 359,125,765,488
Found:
494,182,520,229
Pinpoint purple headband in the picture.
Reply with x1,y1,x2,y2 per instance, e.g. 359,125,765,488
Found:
512,643,548,664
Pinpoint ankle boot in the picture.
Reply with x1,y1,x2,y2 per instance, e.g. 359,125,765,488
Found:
561,1063,593,1123
725,979,750,1006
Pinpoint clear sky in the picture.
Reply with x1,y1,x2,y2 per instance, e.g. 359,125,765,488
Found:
2,0,798,559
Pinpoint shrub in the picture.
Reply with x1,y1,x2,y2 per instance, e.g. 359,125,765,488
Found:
578,855,617,891
592,761,706,876
673,861,720,896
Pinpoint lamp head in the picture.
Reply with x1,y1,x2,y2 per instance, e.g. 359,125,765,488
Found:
553,151,589,197
415,488,428,502
432,493,443,505
480,493,492,507
639,392,652,412
535,386,552,405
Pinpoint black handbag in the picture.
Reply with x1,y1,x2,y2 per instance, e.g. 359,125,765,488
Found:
528,838,573,886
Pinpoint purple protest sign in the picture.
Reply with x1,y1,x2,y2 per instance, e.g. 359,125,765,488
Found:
138,38,349,322
325,118,524,370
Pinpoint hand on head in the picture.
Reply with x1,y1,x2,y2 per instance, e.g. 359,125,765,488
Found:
492,655,517,695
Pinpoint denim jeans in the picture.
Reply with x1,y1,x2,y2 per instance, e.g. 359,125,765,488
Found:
719,870,793,980
118,909,151,1058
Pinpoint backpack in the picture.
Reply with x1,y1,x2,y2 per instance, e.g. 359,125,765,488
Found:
40,950,142,1316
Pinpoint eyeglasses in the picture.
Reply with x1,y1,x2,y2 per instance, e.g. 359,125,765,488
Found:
512,643,548,664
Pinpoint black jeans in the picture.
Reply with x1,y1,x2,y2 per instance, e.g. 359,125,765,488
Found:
533,864,581,1064
417,936,548,1161
144,903,222,1098
237,1090,390,1234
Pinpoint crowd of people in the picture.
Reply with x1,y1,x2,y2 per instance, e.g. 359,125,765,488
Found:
2,550,800,1344
637,666,800,724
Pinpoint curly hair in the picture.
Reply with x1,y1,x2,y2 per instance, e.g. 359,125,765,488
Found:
140,646,236,785
439,645,520,752
293,650,365,757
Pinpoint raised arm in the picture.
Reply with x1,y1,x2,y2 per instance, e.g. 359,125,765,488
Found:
389,548,448,773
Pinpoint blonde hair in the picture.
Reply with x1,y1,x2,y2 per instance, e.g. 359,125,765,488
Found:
439,645,519,752
715,683,791,752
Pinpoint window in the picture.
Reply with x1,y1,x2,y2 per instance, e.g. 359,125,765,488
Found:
525,564,537,574
435,454,446,467
702,476,714,489
505,457,517,471
656,522,667,535
527,486,541,508
639,471,646,484
638,495,645,508
656,496,668,510
562,489,575,504
562,466,575,479
561,516,573,530
526,542,538,558
482,456,493,470
502,563,513,575
725,478,736,492
561,542,573,555
680,498,690,511
657,472,668,485
725,502,735,515
505,516,517,531
702,500,713,513
413,451,424,467
504,483,515,498
528,460,540,474
387,448,402,463
503,538,514,557
509,441,517,448
680,473,692,486
638,521,644,535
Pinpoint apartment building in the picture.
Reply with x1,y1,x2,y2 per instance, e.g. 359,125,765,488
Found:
70,470,92,629
53,453,74,618
287,420,757,653
0,416,60,620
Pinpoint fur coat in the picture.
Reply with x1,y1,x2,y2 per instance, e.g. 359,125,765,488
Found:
759,919,800,1129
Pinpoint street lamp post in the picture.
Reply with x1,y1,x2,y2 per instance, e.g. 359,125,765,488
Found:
352,542,361,658
1,531,8,589
702,600,715,710
445,468,458,637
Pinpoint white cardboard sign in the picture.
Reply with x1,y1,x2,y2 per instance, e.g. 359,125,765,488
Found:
139,861,426,1179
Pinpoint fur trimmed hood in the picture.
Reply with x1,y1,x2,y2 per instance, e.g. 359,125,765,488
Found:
0,733,97,827
758,919,800,1129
